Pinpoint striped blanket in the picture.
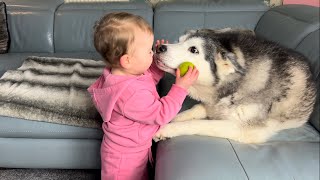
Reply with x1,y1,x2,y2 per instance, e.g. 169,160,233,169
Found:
0,56,105,128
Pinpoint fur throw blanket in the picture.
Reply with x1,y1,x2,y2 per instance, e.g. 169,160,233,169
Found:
0,56,105,128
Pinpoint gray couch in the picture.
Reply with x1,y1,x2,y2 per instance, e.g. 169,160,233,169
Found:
0,0,319,179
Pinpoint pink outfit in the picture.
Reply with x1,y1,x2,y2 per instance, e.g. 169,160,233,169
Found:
88,63,188,180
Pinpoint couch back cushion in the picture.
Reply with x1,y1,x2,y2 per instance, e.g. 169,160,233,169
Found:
153,0,268,42
4,0,63,53
54,2,153,53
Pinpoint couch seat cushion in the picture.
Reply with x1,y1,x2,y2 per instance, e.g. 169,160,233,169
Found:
156,136,248,180
0,116,103,139
155,124,319,180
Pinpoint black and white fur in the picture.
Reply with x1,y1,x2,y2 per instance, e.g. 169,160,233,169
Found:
153,28,316,143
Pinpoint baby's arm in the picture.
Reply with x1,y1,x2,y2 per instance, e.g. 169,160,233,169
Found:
123,85,188,125
147,61,164,84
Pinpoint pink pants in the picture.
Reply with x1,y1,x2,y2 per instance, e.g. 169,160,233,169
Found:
101,147,153,180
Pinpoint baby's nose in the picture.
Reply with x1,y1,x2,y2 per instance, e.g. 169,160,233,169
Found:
156,45,167,53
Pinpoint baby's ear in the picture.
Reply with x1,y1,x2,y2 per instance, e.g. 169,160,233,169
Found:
119,54,130,69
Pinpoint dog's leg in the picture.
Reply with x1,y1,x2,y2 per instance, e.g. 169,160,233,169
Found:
172,104,207,122
153,120,276,144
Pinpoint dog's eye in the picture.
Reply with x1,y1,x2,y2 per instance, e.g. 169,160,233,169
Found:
188,46,199,54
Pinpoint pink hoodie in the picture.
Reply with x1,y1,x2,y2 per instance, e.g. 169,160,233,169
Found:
88,63,188,153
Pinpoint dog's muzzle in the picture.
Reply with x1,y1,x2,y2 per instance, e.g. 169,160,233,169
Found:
156,45,167,53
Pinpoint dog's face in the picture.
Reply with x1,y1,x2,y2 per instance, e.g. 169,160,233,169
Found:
154,28,247,86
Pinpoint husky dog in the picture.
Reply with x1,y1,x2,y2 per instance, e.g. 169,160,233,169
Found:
153,28,316,143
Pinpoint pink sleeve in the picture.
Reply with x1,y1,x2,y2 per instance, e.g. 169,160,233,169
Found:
147,61,165,84
123,84,188,125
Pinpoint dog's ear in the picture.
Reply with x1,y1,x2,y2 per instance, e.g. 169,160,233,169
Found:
215,50,246,77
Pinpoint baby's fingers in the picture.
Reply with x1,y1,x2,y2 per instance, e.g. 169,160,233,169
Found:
193,68,199,79
182,66,194,77
175,68,181,78
192,67,199,76
155,39,169,47
187,67,199,80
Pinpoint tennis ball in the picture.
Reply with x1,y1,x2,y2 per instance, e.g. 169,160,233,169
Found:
178,62,195,76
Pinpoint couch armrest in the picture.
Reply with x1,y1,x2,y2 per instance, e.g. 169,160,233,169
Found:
255,5,319,132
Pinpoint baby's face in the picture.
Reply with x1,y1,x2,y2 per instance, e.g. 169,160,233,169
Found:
128,28,154,75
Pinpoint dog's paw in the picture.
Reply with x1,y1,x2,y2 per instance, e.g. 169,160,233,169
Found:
153,124,178,142
171,113,192,122
152,132,167,142
171,115,185,122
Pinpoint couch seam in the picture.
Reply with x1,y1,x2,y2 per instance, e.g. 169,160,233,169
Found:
52,2,65,53
227,139,250,180
294,28,319,49
155,9,267,13
254,9,269,32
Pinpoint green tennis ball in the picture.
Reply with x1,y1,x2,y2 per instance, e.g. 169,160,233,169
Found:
179,62,195,76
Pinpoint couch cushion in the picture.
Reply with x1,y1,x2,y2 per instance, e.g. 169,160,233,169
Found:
153,0,269,42
54,2,153,52
0,116,103,139
3,0,63,53
156,125,319,180
295,29,319,78
255,5,319,50
155,136,248,180
0,2,9,54
231,141,319,180
0,138,101,169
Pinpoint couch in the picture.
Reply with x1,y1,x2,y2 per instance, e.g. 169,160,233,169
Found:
0,0,319,179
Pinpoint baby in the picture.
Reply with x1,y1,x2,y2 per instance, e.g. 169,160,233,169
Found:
88,12,199,180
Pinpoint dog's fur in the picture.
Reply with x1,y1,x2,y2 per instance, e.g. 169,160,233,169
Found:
153,28,316,143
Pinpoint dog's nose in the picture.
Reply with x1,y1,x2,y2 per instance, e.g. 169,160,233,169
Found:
156,45,167,53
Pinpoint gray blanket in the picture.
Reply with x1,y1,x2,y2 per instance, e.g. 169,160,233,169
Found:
0,56,105,128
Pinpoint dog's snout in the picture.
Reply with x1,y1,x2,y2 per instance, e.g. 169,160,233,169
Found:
156,45,167,53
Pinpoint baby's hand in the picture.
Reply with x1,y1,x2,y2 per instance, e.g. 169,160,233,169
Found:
175,66,199,90
155,39,169,52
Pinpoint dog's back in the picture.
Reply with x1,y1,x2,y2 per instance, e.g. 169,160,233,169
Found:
212,30,316,121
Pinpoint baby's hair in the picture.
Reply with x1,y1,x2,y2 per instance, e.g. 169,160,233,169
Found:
93,12,153,67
